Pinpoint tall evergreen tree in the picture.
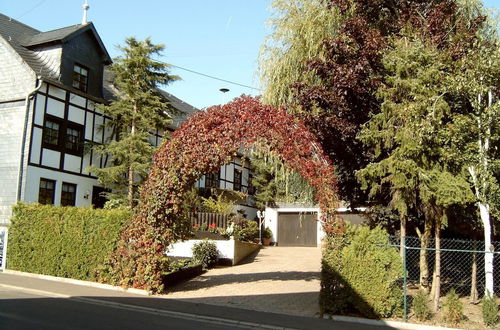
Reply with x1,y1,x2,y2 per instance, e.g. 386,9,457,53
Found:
357,35,475,309
92,37,179,208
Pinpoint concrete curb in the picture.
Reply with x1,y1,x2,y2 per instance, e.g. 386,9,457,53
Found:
330,315,458,330
0,282,290,330
3,269,149,296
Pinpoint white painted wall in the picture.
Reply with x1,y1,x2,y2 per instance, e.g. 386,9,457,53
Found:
24,165,99,207
68,105,85,125
46,97,65,118
167,238,260,265
41,148,61,168
48,84,66,100
167,239,235,260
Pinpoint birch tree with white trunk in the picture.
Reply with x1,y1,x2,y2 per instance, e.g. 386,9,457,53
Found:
448,42,500,297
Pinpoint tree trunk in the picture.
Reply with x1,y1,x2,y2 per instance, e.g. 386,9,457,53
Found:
416,217,433,293
432,214,442,312
468,90,495,298
470,241,478,303
469,164,494,298
400,213,406,257
480,202,494,297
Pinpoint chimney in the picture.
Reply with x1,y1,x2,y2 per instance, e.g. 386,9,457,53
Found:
82,1,89,25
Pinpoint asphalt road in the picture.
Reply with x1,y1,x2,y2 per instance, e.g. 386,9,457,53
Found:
0,272,396,330
0,286,251,330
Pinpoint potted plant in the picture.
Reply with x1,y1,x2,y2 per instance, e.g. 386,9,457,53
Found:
262,227,273,246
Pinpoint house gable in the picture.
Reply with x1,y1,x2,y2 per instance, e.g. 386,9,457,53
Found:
59,29,108,98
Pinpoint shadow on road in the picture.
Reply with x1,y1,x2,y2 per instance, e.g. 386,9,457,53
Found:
0,293,398,330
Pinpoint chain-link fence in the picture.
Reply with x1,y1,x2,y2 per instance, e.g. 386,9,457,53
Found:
382,236,500,321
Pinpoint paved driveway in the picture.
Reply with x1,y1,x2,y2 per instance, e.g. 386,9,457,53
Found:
166,246,322,317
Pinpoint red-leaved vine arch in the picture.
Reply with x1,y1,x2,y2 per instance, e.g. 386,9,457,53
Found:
100,96,341,292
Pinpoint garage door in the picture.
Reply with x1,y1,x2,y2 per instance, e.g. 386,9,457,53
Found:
277,212,317,247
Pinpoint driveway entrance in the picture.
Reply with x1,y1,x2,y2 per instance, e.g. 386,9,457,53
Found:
166,246,322,317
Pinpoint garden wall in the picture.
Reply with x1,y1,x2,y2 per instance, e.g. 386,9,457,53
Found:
167,238,260,265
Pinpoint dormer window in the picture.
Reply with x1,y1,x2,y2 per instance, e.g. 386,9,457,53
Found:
72,64,88,92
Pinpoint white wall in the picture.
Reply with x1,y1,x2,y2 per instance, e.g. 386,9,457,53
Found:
24,165,99,207
167,239,235,260
167,238,260,265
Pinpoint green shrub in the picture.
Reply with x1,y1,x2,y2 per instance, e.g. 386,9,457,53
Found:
7,203,130,281
320,226,403,318
482,294,498,327
165,259,195,274
234,220,259,242
413,290,431,321
442,289,463,325
192,240,219,269
263,227,273,239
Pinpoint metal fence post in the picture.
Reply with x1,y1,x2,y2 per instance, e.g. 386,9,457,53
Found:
403,235,407,322
0,227,8,271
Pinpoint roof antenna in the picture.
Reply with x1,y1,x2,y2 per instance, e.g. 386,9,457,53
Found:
82,1,89,25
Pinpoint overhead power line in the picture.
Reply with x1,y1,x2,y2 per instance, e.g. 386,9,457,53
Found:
166,63,262,92
17,0,47,19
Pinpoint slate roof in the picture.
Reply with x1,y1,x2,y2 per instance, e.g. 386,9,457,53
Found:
0,13,46,76
0,13,111,79
1,13,198,125
21,24,85,47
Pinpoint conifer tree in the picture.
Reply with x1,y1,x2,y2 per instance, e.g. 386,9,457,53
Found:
357,35,475,310
92,37,179,208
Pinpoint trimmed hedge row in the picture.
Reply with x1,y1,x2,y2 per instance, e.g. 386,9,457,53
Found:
320,226,403,318
7,203,131,281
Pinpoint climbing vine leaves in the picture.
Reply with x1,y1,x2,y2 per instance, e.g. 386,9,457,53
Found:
100,96,338,292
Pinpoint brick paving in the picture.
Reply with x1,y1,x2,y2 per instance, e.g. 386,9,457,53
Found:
165,246,322,317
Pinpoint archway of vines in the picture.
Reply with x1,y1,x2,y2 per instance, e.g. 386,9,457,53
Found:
101,96,340,292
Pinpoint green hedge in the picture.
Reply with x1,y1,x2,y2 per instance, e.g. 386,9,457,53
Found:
320,226,403,318
7,203,131,281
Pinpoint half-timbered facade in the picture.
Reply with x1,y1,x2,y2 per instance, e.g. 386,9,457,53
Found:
0,13,257,231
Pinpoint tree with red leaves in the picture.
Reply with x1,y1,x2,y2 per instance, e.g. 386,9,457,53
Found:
99,96,339,292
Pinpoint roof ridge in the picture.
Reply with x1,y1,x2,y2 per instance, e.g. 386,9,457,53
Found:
0,13,40,34
33,23,85,36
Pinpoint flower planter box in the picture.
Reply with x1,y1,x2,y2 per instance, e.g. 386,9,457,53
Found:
167,239,261,266
192,231,227,240
162,264,203,288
